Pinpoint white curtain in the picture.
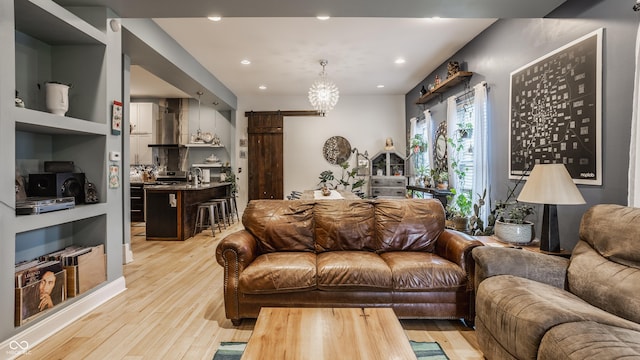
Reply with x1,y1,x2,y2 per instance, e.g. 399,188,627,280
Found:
472,81,489,224
423,109,434,172
446,96,458,191
409,117,418,179
628,22,640,207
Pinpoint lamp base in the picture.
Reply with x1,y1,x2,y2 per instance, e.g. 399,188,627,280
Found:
540,204,561,253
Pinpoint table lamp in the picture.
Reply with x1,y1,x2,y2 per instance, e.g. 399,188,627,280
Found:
517,164,585,252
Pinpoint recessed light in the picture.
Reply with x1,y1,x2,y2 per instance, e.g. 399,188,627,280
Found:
208,16,222,21
395,58,406,64
241,59,251,65
377,85,385,88
316,15,330,20
258,85,267,90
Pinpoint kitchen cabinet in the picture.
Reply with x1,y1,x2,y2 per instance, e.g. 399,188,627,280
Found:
1,0,124,345
129,102,156,165
145,183,231,240
129,102,156,134
130,183,145,222
130,133,153,165
145,191,180,239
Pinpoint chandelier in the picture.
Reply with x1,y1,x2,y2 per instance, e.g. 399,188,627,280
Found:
308,59,339,116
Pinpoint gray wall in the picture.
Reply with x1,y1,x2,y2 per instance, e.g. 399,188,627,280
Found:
405,0,638,250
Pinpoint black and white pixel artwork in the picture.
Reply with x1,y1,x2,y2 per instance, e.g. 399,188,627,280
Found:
509,29,602,185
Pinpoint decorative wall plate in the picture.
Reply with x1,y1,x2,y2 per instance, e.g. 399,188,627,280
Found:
323,136,351,165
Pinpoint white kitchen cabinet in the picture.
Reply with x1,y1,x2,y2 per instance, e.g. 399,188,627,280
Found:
130,134,153,165
129,102,156,134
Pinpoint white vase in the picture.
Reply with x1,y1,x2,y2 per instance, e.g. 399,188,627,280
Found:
45,83,69,116
494,220,535,245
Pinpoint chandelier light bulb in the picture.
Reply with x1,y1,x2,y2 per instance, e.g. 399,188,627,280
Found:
308,59,339,116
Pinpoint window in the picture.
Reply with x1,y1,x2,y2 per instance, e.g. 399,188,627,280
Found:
454,94,475,192
411,119,430,178
447,82,489,226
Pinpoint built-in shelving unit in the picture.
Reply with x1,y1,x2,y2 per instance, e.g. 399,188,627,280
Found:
416,71,474,105
1,0,125,348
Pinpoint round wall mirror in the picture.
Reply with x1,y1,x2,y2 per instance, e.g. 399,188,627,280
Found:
323,136,352,165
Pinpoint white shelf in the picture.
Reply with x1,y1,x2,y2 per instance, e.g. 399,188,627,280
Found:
184,143,224,148
15,203,108,234
192,163,226,168
14,107,107,135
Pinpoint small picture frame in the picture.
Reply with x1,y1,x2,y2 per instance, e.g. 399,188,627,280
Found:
239,150,247,159
109,165,120,188
239,138,247,147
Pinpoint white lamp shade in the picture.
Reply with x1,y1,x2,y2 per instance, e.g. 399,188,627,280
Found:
517,164,586,205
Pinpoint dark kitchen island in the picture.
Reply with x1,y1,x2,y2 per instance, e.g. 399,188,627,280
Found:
144,182,231,241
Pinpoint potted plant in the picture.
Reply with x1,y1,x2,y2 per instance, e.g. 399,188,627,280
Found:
494,202,535,245
317,162,367,197
435,171,448,190
447,189,473,232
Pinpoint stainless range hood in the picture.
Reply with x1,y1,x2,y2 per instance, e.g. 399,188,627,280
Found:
148,98,183,147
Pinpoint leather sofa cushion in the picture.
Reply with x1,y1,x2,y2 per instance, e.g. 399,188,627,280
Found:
314,200,378,252
242,200,315,253
380,252,466,291
239,252,317,294
579,204,640,268
538,321,640,360
317,251,392,290
568,240,640,324
476,275,640,360
375,199,444,252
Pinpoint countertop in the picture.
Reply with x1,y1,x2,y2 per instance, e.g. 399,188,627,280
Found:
144,182,231,191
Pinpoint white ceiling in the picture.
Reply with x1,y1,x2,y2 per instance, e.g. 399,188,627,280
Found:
152,17,496,97
56,0,568,100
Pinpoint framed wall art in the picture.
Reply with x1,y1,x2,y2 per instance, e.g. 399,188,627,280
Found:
509,28,602,185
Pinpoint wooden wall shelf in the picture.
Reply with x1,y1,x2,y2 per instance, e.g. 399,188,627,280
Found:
416,71,474,105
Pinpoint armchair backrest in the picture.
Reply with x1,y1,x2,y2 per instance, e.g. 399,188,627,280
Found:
568,204,640,324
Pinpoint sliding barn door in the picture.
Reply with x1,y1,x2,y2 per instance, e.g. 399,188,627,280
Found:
247,112,284,200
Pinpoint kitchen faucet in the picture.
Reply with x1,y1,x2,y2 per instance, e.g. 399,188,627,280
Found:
193,167,202,186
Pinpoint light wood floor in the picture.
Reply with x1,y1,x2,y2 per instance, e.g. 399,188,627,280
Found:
21,221,484,359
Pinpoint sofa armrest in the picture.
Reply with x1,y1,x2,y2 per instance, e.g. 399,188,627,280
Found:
215,230,259,324
472,246,569,292
215,230,259,271
435,229,484,275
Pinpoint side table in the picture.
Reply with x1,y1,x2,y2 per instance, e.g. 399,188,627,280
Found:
475,235,572,258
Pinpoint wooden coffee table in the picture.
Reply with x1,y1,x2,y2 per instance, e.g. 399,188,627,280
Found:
241,307,417,360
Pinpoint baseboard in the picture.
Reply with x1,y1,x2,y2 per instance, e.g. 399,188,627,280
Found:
123,243,134,264
0,276,127,359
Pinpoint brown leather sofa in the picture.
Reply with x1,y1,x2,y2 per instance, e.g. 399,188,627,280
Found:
215,198,483,325
473,204,640,360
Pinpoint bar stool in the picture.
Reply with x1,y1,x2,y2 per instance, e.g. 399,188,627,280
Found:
224,194,240,223
207,198,230,228
194,201,223,235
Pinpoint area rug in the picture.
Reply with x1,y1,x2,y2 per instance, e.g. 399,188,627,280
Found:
213,340,449,359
